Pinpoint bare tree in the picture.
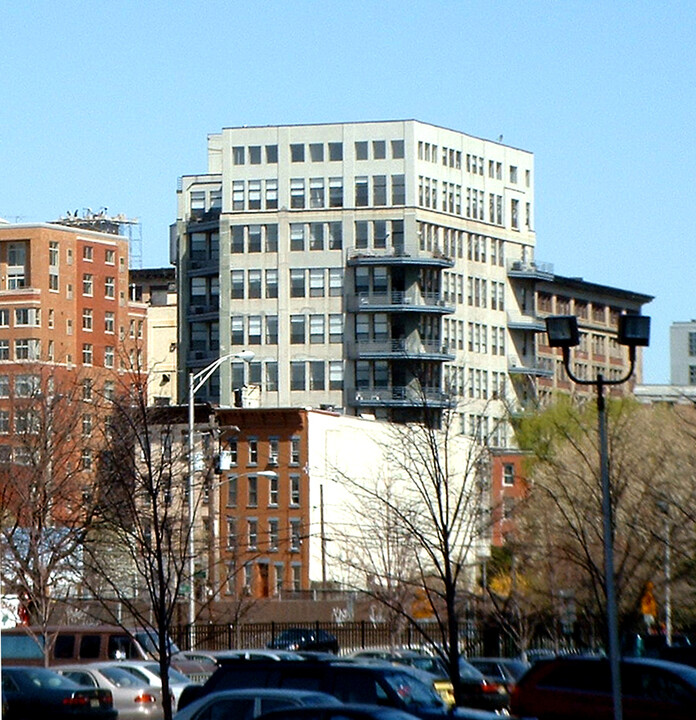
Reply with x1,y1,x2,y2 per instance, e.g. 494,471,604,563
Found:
515,397,696,645
331,401,493,704
80,364,190,720
0,366,100,664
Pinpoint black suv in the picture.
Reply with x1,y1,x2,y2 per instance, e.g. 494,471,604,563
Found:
179,658,460,719
267,628,339,654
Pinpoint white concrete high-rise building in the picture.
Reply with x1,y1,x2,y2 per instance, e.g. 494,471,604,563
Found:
174,120,541,445
670,320,696,386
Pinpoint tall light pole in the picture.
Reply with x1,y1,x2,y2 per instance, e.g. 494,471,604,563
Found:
545,313,650,720
187,350,254,644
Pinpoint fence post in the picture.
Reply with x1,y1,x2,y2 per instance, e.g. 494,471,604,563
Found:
270,621,275,646
361,620,365,649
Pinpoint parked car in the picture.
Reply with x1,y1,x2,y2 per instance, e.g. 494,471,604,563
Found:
57,662,166,720
173,687,341,720
258,703,503,720
178,658,503,720
267,627,339,653
467,657,530,692
344,652,455,707
510,655,696,719
103,659,199,710
0,624,211,682
457,658,509,712
258,703,424,720
1,666,117,719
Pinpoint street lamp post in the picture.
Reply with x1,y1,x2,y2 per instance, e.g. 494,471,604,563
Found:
545,313,650,720
187,350,254,644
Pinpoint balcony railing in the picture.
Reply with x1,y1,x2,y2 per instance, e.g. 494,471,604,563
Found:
349,291,454,313
352,339,454,360
348,386,453,408
507,355,554,377
506,259,554,280
506,311,546,332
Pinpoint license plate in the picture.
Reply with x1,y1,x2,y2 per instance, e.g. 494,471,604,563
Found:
90,698,100,707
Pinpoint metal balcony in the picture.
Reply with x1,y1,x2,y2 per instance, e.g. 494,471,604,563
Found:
506,259,554,281
506,311,546,332
348,291,454,314
348,386,454,408
352,339,455,361
507,355,554,377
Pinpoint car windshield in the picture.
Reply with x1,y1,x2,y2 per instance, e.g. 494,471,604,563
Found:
135,631,181,656
383,671,444,708
143,662,189,683
17,668,78,689
458,661,485,681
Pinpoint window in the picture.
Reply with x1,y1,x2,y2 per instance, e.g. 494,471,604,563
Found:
82,308,93,331
265,361,278,391
248,269,262,298
82,343,93,365
309,178,325,208
355,141,368,160
83,273,93,296
329,178,343,207
15,339,40,360
309,143,324,162
231,269,245,299
0,376,8,397
104,346,114,368
248,519,258,549
232,180,244,210
329,314,343,343
329,268,343,296
265,179,278,209
290,223,305,251
15,375,39,397
310,314,325,343
105,277,115,298
247,475,258,506
291,315,305,344
309,268,325,297
329,360,343,389
266,144,278,163
502,464,515,487
0,340,8,360
0,411,8,433
689,332,696,356
248,181,262,210
49,241,59,266
290,475,300,505
355,176,368,206
309,361,325,390
509,165,518,183
231,316,244,345
511,199,519,230
291,361,305,390
373,175,387,205
269,519,279,550
290,520,302,552
104,311,114,334
392,174,405,205
309,223,324,250
290,143,305,162
231,226,245,253
328,142,343,161
248,316,262,345
233,146,245,165
290,436,301,465
249,145,261,164
328,222,342,250
391,139,404,158
83,245,93,261
290,269,305,298
265,269,278,299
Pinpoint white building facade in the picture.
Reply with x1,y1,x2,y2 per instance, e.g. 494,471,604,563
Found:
174,120,539,446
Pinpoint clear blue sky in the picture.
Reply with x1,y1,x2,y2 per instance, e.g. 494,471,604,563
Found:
2,1,694,383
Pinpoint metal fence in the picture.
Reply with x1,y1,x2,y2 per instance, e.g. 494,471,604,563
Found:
173,620,487,656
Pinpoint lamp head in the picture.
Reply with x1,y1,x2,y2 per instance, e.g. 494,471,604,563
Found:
234,350,255,362
545,315,580,348
618,314,650,347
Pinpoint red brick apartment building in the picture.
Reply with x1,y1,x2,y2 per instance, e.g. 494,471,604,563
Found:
207,408,311,604
0,221,146,503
